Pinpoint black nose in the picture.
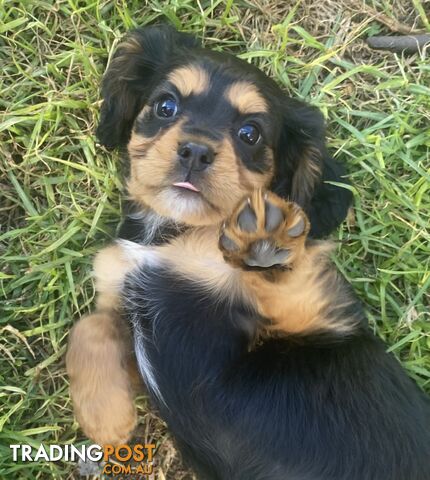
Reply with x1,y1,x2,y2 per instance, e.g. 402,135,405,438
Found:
178,142,214,172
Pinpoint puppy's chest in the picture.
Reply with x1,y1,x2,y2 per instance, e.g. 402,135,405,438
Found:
121,230,256,406
146,226,249,304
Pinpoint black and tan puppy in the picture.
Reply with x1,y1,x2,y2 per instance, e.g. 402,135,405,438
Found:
66,26,430,480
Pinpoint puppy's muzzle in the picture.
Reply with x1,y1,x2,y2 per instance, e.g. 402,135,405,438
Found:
178,142,214,172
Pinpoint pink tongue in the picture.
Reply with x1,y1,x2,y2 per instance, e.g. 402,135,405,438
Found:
173,182,200,192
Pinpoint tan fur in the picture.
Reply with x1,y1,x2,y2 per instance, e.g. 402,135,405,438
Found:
243,244,353,335
221,190,309,270
116,190,353,336
157,228,253,306
66,312,139,445
66,244,145,444
128,123,272,226
237,146,274,192
220,190,355,336
127,129,153,160
168,65,210,97
225,82,268,114
93,244,139,311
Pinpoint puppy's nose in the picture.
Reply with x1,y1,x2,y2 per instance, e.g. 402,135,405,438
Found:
178,142,214,172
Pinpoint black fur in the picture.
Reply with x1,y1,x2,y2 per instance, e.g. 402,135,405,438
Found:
270,98,352,238
96,25,198,149
122,266,430,480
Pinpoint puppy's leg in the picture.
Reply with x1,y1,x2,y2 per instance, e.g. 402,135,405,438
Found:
67,312,138,445
66,243,145,445
220,190,356,336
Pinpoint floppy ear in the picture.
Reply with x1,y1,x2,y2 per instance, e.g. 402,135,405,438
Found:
96,25,199,149
271,98,352,238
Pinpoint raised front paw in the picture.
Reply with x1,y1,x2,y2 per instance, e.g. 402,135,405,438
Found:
219,190,309,269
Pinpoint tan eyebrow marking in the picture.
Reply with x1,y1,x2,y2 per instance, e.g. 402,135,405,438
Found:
168,66,210,97
225,82,268,115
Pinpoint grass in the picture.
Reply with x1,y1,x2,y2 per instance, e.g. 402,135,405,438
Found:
1,0,429,478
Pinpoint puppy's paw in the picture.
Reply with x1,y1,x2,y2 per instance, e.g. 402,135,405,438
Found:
66,313,137,445
73,381,137,446
219,190,309,269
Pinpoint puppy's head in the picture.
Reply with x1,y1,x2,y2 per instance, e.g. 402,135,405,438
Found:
97,25,351,236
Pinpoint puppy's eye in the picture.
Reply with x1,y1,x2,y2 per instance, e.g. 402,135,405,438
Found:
238,124,261,145
154,96,178,118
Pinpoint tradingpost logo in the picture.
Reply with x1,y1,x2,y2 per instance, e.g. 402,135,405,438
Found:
10,443,157,476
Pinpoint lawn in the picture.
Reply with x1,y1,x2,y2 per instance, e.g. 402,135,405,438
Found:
1,1,429,478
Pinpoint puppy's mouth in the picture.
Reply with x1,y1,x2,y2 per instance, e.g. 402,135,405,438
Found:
172,181,200,193
167,178,221,215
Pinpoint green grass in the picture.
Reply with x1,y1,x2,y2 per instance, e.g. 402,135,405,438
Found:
1,1,429,478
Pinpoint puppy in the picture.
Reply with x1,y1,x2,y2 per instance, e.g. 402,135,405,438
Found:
66,25,430,479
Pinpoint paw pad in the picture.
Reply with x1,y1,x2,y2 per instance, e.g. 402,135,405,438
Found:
220,190,309,269
220,233,239,252
287,216,305,238
237,202,257,232
264,200,284,232
246,241,289,268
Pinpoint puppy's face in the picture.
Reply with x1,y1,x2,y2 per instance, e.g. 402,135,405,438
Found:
127,61,279,225
97,26,351,237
